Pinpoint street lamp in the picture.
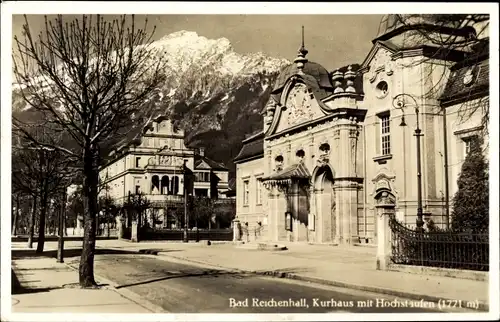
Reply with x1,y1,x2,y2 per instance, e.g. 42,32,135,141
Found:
393,93,425,232
183,159,189,243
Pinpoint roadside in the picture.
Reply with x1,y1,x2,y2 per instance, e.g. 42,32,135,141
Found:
10,239,490,314
10,253,162,314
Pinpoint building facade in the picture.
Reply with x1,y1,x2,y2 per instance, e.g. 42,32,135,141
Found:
234,15,489,244
99,115,229,228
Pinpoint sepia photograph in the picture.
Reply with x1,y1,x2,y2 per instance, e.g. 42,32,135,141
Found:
1,2,498,321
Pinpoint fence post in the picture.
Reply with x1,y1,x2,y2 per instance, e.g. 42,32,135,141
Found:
116,217,125,239
131,221,139,243
376,210,392,270
232,219,241,241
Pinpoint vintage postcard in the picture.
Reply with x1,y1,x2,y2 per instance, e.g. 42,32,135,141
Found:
1,2,498,322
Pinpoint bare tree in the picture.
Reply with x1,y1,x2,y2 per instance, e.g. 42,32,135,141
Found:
388,14,489,133
12,125,73,252
13,15,167,287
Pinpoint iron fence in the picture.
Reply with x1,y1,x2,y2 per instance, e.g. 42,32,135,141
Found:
389,216,489,271
240,225,265,241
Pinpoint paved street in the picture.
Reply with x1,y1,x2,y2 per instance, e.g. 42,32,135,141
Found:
65,253,444,313
11,240,488,314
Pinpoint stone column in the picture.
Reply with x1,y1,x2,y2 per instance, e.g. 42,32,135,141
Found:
375,208,393,270
267,188,276,241
332,120,362,244
131,221,139,243
116,216,125,239
232,219,241,241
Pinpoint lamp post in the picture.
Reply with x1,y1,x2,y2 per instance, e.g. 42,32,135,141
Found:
393,93,425,232
183,160,189,243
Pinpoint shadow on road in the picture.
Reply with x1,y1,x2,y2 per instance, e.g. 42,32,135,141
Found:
11,248,140,260
12,285,62,295
11,268,61,295
115,269,256,289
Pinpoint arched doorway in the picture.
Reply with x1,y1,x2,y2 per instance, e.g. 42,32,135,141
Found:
311,164,336,243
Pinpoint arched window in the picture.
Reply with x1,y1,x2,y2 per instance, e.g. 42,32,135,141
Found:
151,175,160,194
171,176,179,195
161,176,169,195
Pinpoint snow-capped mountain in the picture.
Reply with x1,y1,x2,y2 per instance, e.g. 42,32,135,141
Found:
12,30,292,175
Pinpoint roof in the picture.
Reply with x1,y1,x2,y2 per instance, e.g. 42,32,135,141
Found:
228,177,236,190
221,177,236,196
262,162,311,181
233,132,264,163
194,155,228,171
272,61,334,95
440,41,489,105
375,14,405,40
373,14,476,44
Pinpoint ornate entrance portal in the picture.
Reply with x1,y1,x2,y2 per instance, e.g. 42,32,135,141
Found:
311,164,336,243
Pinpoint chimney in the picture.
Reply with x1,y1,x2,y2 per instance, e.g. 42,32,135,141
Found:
199,147,205,157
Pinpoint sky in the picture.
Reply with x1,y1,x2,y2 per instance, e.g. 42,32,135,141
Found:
12,14,384,71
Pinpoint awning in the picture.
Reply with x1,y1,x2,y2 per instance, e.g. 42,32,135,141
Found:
261,162,311,187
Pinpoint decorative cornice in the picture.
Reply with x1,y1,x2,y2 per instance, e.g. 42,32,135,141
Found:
453,125,483,136
265,108,367,142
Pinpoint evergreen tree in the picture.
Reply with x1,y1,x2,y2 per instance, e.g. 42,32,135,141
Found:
451,138,489,233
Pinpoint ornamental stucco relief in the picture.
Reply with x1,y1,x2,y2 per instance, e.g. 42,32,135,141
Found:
286,84,315,127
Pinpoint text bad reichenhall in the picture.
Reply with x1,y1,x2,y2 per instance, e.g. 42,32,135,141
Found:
229,298,438,309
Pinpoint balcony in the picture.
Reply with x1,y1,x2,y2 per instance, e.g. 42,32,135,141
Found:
120,194,235,208
145,194,184,203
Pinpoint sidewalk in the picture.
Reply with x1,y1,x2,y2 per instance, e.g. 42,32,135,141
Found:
98,239,490,311
11,256,154,314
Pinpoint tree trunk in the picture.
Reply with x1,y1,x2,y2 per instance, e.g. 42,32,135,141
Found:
36,191,48,253
12,195,20,236
79,148,98,287
57,189,66,263
63,214,68,236
28,194,37,249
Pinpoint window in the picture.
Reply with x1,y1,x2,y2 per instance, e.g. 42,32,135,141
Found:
135,185,141,194
243,180,250,206
319,143,330,155
274,155,284,171
195,172,210,182
380,114,391,155
375,81,389,98
296,149,305,163
195,188,208,197
256,179,262,205
135,157,141,168
463,135,479,156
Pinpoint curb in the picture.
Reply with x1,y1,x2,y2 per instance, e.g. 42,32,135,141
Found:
64,261,166,313
155,253,489,312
